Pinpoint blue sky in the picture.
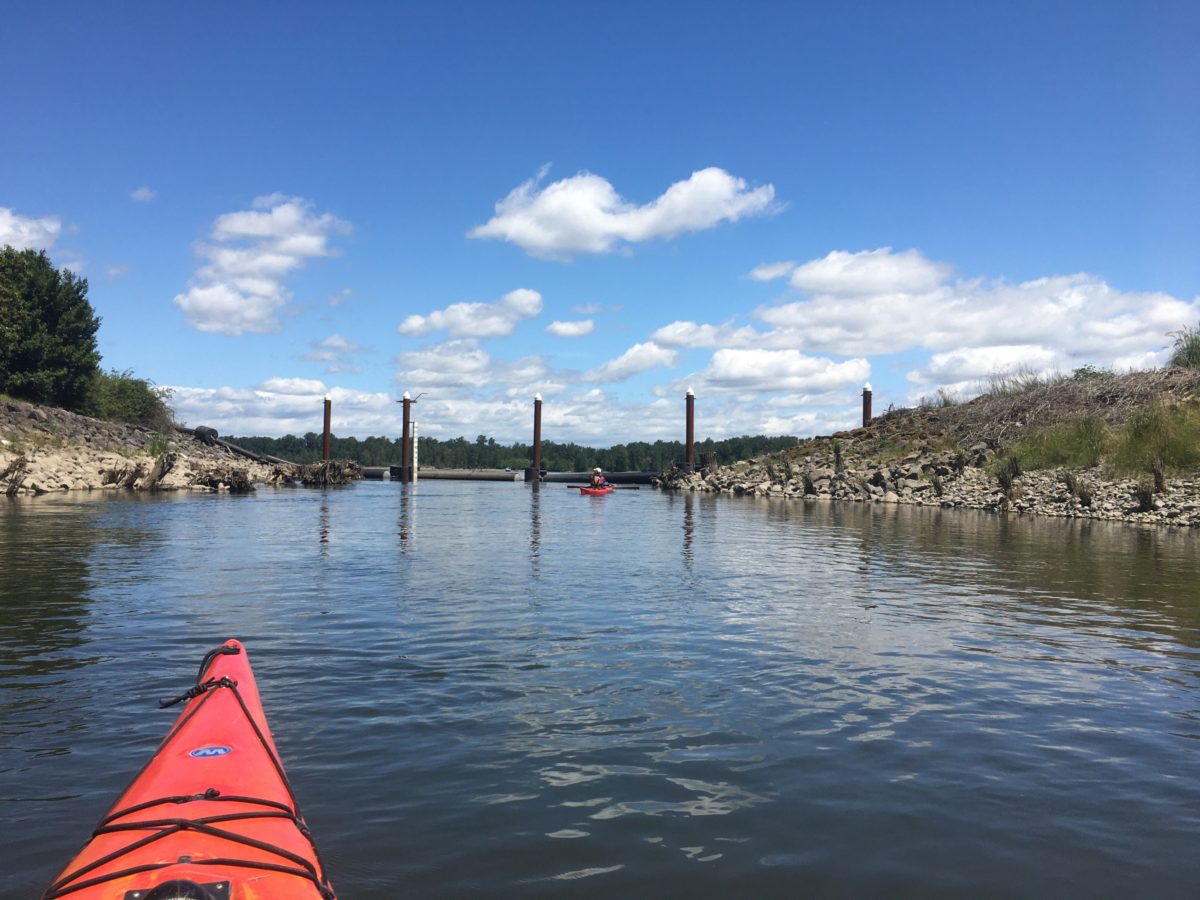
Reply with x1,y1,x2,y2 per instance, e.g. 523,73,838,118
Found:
3,1,1197,444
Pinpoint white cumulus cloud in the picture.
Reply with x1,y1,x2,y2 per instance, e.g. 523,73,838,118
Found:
398,288,543,338
394,339,562,400
173,195,350,335
751,248,1200,368
0,207,61,250
584,341,678,383
690,348,870,394
650,319,761,349
259,377,328,395
395,339,496,388
747,260,797,282
167,383,395,437
907,345,1067,385
469,166,777,259
131,186,156,203
303,333,365,372
789,247,954,296
546,319,594,337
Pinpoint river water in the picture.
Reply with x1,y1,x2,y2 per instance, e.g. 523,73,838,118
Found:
2,482,1199,898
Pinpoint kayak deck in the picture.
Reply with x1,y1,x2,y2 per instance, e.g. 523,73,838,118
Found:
579,485,613,495
44,640,335,899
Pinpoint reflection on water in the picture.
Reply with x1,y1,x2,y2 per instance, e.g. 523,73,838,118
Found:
397,485,412,550
0,499,98,679
681,492,695,568
2,485,1199,898
529,482,541,576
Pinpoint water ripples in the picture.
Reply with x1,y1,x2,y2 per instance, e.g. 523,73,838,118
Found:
3,486,1200,896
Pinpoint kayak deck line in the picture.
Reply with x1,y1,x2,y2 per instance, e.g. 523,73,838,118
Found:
44,640,335,900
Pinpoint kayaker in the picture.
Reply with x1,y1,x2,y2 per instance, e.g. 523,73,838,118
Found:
589,467,607,488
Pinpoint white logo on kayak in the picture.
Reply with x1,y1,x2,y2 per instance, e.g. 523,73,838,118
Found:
189,745,232,758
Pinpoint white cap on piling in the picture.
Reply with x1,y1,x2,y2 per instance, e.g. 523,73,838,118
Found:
403,390,411,400
864,382,873,392
686,386,694,397
535,393,542,401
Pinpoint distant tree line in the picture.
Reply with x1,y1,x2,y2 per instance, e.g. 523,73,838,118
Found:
225,431,801,471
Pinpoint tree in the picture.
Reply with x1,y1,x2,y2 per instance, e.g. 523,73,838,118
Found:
0,247,101,408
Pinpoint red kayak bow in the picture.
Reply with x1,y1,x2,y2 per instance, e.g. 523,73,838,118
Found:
44,639,335,900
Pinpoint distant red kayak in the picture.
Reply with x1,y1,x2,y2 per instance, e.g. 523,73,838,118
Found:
44,640,335,900
579,485,614,495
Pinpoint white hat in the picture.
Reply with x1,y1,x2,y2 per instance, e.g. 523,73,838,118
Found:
593,467,602,473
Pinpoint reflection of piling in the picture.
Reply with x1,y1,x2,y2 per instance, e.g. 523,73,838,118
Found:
862,383,873,427
529,481,541,572
526,393,542,482
682,491,695,567
400,392,413,482
322,397,332,461
685,387,695,471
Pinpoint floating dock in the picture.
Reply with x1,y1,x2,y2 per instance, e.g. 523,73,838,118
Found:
389,467,522,481
369,467,657,484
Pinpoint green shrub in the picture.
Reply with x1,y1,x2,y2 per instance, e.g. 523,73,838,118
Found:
146,432,172,456
1108,401,1200,476
919,387,960,408
1171,324,1200,369
1070,365,1112,381
87,369,175,431
993,454,1021,498
1133,480,1155,512
1009,416,1108,470
1075,480,1094,507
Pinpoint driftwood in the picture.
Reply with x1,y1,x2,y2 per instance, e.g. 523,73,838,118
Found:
192,466,255,493
2,455,28,496
266,465,299,486
176,425,292,466
300,460,362,486
142,451,177,490
100,463,145,488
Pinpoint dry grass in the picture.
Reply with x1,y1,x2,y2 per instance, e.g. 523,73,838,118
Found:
872,368,1200,450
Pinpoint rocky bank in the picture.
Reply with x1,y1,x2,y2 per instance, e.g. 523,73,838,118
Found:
0,398,297,495
657,369,1200,529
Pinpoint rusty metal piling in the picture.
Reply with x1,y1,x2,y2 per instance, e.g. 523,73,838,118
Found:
322,396,332,461
685,387,695,471
400,392,413,482
527,393,543,482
